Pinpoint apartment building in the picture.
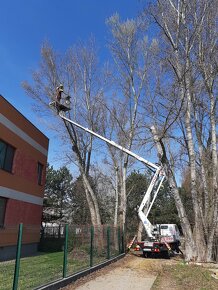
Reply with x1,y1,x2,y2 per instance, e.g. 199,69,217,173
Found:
0,95,49,260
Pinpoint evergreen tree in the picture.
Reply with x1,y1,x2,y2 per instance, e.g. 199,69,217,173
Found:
126,171,149,237
43,165,73,223
126,171,180,238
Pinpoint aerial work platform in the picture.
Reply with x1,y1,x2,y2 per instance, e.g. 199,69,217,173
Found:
49,83,181,258
49,100,71,112
49,84,71,112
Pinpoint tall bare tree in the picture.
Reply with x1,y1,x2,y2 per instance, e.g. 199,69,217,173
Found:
143,0,218,261
23,39,106,228
104,14,154,231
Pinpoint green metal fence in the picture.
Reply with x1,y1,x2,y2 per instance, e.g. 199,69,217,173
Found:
0,223,124,290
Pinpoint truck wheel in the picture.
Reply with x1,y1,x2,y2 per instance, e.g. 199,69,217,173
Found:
163,251,170,259
143,252,151,258
143,251,147,258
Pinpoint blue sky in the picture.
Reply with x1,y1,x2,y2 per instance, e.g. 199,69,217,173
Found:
0,0,144,167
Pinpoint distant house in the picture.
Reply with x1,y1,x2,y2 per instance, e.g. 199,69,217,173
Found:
0,95,49,260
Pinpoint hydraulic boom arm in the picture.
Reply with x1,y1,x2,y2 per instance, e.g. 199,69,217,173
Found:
59,113,159,171
58,110,165,239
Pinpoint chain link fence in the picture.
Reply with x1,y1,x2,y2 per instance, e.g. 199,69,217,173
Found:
0,224,124,290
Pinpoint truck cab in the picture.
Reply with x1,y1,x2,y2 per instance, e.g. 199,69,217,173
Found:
157,224,180,242
157,224,181,252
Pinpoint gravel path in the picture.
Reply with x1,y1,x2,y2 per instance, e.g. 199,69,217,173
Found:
73,267,156,290
63,253,159,290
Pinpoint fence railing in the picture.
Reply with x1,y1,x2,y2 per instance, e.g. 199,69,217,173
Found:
0,224,125,290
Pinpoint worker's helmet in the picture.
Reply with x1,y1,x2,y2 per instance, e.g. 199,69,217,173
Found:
57,84,64,92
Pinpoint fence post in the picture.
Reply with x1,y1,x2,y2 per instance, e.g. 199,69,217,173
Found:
13,223,23,290
90,225,94,267
107,226,111,259
63,224,69,278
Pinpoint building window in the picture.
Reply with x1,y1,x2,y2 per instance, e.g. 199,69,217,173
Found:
37,162,43,185
0,140,15,173
0,197,7,227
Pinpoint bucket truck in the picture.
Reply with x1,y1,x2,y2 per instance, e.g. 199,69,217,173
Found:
49,93,181,258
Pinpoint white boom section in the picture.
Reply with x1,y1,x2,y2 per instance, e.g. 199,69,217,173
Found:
138,172,165,238
60,112,159,171
59,111,164,239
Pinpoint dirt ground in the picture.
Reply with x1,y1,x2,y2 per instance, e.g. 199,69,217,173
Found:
152,259,218,290
62,252,178,290
62,252,218,290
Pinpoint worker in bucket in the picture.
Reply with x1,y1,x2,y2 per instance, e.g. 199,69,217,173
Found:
56,84,64,102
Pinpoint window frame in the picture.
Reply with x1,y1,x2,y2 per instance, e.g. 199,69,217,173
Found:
0,139,15,173
37,162,44,185
0,197,7,228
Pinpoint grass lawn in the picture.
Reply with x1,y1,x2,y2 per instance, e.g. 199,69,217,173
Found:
152,262,218,290
0,251,91,290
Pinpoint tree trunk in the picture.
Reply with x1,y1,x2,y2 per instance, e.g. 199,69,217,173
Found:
150,125,197,260
122,164,127,229
81,171,101,226
137,221,143,241
114,167,119,227
83,186,97,225
184,83,206,261
113,166,119,250
119,166,127,231
194,119,209,229
206,91,218,262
